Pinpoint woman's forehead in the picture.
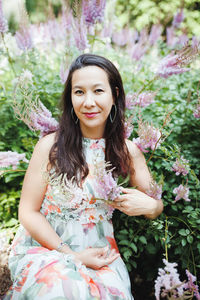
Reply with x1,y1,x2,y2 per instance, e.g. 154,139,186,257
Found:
71,66,110,87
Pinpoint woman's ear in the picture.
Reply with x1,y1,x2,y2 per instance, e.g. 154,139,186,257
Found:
116,87,119,97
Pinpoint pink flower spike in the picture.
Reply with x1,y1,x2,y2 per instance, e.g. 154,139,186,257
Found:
125,93,135,109
149,24,163,46
60,64,69,84
82,0,106,25
184,270,200,300
0,151,28,170
156,45,198,79
146,181,162,200
134,91,156,108
166,27,177,48
172,156,189,176
172,8,184,28
173,184,190,202
73,16,89,51
0,0,8,33
193,99,200,118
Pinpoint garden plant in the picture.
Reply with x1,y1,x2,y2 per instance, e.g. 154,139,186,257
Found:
0,0,200,299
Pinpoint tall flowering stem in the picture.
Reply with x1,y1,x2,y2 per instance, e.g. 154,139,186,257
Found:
0,151,28,170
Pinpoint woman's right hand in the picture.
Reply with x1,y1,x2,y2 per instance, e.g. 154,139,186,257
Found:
72,246,120,270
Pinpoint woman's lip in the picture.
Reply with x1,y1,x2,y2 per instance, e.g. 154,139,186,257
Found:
84,112,99,118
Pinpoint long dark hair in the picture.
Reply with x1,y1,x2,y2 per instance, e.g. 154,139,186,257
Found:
49,53,132,184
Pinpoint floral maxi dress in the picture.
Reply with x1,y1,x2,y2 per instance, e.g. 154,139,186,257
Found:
5,138,134,300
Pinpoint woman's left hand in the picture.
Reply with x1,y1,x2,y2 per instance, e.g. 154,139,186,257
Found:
110,187,160,218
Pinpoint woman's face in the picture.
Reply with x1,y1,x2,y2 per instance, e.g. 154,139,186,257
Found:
71,66,114,138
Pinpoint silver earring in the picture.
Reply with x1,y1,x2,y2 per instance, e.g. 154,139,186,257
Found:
71,107,78,124
109,104,117,123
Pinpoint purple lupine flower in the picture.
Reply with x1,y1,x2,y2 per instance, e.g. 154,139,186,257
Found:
0,0,8,33
184,270,200,300
192,36,199,49
133,91,156,107
0,151,28,169
173,184,190,202
166,27,177,48
82,0,106,25
172,156,189,176
73,16,89,51
101,21,113,38
62,8,73,32
133,120,161,153
146,181,162,200
30,101,59,136
193,99,200,118
112,30,128,47
149,24,163,45
60,64,69,84
172,8,184,28
156,45,198,79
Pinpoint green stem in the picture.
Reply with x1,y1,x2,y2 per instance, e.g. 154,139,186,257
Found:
165,215,169,261
1,33,17,76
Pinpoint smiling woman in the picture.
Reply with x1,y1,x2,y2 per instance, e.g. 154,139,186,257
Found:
4,54,163,300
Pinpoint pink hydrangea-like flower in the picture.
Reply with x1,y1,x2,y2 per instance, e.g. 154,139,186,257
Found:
0,0,8,33
146,181,162,200
173,184,190,202
172,8,184,28
155,259,184,300
184,270,200,300
172,156,189,176
133,121,161,153
0,151,28,169
82,0,106,25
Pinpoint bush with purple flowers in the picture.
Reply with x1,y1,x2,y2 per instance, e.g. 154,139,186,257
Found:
0,1,199,298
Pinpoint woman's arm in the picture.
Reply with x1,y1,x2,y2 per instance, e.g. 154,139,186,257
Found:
111,140,163,219
18,133,74,254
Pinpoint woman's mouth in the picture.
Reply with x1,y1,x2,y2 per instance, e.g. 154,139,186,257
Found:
84,112,99,118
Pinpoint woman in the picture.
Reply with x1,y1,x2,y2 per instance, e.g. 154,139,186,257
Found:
5,54,163,299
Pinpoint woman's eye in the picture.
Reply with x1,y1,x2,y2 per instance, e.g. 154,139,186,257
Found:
95,89,104,93
75,90,83,95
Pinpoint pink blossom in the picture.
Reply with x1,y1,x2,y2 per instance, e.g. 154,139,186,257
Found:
166,27,177,48
112,28,132,47
30,101,59,136
149,24,163,45
73,17,89,51
0,151,28,169
173,184,190,202
155,259,184,300
130,42,148,61
172,156,189,176
172,8,184,28
60,64,69,84
193,99,200,118
178,34,189,47
156,46,198,78
0,0,8,33
82,0,106,25
125,93,135,109
133,91,156,107
146,181,162,200
15,28,33,51
184,270,200,300
124,116,134,138
133,121,161,153
101,21,113,38
192,36,199,49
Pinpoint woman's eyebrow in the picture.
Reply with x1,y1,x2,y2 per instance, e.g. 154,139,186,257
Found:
72,83,104,90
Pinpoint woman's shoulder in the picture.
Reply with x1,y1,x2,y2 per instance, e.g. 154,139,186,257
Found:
125,139,143,159
32,132,57,161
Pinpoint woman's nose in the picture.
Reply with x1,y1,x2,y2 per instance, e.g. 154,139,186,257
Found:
83,92,95,107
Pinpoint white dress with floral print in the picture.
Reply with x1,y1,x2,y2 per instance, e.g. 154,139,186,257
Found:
4,138,134,300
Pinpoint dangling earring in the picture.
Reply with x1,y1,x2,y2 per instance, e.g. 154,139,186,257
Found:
71,107,78,124
109,104,117,123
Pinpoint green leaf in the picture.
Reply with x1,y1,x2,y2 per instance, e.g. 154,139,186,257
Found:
187,235,193,244
130,243,137,253
139,236,147,244
181,239,187,247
